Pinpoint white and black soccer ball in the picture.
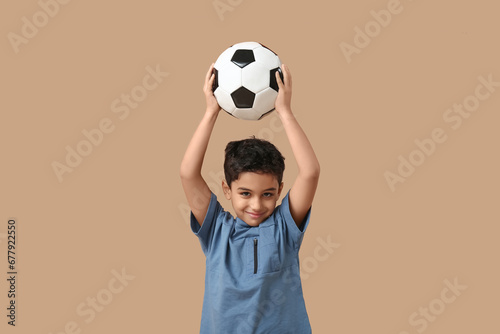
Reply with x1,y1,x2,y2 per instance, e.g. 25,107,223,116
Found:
212,41,284,121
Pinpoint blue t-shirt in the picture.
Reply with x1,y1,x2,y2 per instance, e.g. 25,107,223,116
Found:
190,190,312,334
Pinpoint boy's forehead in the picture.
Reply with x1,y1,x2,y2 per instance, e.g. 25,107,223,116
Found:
232,172,279,189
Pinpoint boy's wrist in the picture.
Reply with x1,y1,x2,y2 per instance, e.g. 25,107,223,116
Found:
276,107,294,119
205,108,220,117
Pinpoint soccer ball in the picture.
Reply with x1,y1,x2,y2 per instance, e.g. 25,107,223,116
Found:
212,41,284,121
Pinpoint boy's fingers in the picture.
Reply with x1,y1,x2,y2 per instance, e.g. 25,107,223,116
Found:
282,64,292,88
275,70,284,89
205,63,214,83
204,73,217,95
203,64,215,92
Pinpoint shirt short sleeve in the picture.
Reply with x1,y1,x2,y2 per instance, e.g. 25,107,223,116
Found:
275,190,311,250
190,192,221,255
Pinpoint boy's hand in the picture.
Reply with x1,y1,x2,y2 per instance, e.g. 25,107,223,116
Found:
275,64,293,115
203,63,221,115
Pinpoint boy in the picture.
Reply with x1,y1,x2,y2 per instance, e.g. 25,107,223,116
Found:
180,63,320,333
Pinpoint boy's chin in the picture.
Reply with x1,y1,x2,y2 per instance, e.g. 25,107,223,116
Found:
244,220,261,227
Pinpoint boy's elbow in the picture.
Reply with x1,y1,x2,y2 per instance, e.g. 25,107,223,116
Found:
179,166,202,181
179,164,186,179
179,168,192,181
312,168,321,182
314,161,321,177
310,161,321,178
301,163,320,181
179,164,193,180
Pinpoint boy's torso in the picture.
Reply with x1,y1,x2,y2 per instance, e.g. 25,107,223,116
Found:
192,192,312,334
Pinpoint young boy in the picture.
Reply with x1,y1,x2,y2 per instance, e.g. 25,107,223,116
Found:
180,63,320,333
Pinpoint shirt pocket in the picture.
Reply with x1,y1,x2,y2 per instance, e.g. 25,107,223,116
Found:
246,226,281,276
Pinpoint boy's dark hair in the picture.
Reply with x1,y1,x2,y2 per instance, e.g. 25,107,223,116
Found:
224,136,285,188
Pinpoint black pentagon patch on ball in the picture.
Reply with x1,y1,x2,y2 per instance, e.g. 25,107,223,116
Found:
269,67,283,92
231,49,255,68
231,87,255,108
212,68,218,92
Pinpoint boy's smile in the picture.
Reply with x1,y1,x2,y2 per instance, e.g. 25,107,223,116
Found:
222,172,283,227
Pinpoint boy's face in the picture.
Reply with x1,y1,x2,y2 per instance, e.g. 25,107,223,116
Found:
222,172,283,227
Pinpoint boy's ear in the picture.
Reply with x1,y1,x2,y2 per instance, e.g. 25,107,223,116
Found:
222,180,231,200
278,182,284,197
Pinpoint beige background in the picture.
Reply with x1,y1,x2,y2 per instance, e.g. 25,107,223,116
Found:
1,0,499,333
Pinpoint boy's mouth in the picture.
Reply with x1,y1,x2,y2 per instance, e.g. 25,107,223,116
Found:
246,211,264,219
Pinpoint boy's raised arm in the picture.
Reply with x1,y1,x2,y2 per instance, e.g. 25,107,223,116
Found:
275,64,321,226
180,64,220,226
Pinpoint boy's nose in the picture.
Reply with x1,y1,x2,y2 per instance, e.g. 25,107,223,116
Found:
250,197,263,211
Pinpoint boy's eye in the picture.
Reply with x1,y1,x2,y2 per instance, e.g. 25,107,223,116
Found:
240,192,250,197
263,193,273,197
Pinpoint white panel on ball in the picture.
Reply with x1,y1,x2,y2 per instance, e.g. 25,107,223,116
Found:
217,62,242,94
253,87,278,115
214,47,236,69
214,88,236,114
232,108,260,121
241,62,271,94
253,46,281,69
231,41,261,50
